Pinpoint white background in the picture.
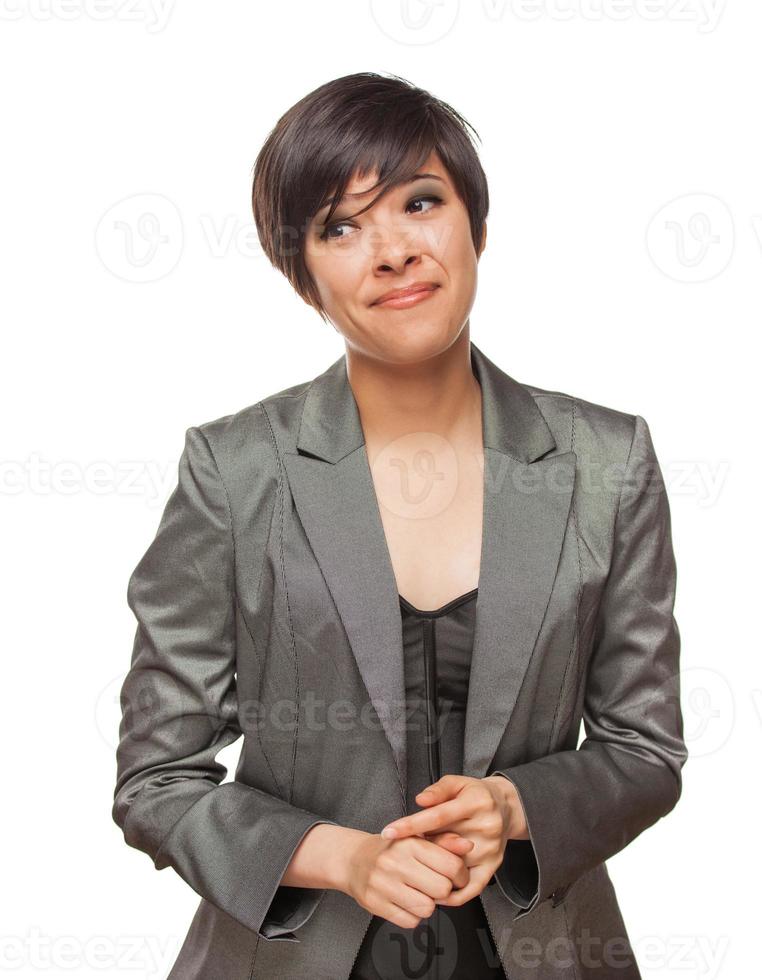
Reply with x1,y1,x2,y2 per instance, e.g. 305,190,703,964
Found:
1,1,758,977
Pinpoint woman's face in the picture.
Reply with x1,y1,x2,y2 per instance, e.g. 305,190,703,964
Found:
303,150,486,363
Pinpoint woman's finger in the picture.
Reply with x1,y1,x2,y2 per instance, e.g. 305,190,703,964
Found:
435,865,493,908
426,831,474,855
381,798,470,839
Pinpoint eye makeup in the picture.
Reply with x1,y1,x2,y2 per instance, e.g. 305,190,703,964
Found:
315,186,446,242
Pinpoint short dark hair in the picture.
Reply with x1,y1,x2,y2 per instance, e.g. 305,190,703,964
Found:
251,71,489,321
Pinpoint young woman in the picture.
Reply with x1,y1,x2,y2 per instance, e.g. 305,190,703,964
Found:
113,72,688,980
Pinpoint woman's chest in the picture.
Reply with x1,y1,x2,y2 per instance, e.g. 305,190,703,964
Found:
368,441,485,611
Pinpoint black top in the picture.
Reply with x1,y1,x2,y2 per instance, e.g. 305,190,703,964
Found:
349,588,507,980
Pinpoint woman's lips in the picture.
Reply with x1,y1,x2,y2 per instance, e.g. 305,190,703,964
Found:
373,284,440,309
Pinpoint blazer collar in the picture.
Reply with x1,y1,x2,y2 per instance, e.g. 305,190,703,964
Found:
296,340,557,465
283,340,575,814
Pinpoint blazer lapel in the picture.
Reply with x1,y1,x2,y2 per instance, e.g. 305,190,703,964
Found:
282,357,409,808
462,411,576,779
282,341,576,809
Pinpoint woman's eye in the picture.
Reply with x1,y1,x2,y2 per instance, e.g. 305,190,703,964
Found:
319,194,443,241
407,194,443,215
321,221,354,241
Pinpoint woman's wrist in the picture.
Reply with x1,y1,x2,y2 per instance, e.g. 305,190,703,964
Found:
280,823,371,893
484,774,528,840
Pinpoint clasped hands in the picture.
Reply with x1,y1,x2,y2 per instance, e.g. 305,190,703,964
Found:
379,773,528,908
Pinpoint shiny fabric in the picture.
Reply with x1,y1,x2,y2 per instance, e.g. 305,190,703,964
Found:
350,589,506,980
112,341,686,980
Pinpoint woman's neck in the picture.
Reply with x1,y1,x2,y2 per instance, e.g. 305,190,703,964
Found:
345,328,482,456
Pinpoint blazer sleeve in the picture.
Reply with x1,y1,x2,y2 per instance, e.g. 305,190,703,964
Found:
112,425,340,942
488,414,688,918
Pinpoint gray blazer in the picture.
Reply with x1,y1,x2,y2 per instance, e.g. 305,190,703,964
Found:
112,341,688,980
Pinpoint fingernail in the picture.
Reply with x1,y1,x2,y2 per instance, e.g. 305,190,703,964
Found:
381,827,397,839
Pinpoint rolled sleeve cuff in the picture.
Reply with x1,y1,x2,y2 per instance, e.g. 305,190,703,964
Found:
488,770,540,919
258,819,340,941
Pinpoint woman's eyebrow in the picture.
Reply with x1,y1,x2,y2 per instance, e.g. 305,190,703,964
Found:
317,173,445,216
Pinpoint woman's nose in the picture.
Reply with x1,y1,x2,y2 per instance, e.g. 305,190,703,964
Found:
368,214,424,270
373,249,422,275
